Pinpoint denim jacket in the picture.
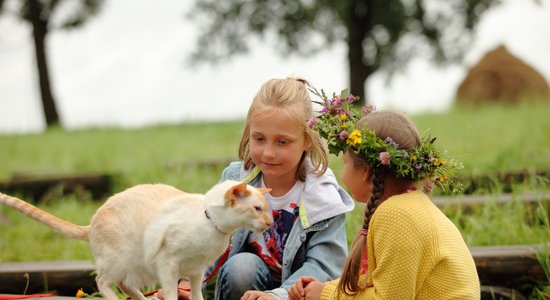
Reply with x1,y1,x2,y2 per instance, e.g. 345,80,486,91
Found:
211,161,354,300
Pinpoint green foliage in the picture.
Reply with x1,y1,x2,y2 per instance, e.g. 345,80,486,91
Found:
0,121,244,192
413,101,550,174
0,194,96,262
188,0,503,103
1,103,550,297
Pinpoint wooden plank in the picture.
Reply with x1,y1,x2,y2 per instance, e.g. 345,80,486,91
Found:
470,244,548,288
0,244,547,296
0,173,112,201
0,261,97,296
461,168,550,194
433,193,550,214
0,295,80,300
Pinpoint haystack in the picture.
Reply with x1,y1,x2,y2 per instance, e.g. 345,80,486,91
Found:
456,45,550,104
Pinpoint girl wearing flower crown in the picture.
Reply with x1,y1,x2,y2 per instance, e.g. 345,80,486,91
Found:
288,93,479,299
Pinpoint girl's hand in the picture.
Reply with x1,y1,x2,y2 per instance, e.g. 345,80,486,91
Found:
153,280,192,300
240,290,278,300
288,276,316,300
302,280,324,300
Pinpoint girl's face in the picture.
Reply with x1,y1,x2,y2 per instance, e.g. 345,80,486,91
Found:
342,151,371,203
249,107,309,183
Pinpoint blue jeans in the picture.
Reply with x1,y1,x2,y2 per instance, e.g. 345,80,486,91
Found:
214,252,279,300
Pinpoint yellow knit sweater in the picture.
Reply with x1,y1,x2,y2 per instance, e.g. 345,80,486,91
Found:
321,191,480,299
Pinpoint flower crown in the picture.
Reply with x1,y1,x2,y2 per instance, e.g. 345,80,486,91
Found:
307,88,462,193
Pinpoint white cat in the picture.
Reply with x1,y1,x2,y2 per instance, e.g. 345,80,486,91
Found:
0,180,273,300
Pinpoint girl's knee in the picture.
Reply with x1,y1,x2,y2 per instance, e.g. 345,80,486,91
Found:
218,253,271,293
220,252,264,279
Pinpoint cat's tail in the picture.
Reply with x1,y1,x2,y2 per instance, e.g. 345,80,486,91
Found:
0,192,90,241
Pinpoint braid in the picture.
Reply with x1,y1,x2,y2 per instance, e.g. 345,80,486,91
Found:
337,167,386,298
363,168,385,232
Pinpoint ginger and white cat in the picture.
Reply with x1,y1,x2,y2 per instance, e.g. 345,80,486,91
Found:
0,180,273,300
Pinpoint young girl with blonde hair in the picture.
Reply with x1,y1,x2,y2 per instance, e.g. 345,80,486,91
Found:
210,77,355,300
289,92,479,299
158,77,354,300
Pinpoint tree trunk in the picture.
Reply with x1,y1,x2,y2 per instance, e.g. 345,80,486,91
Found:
29,0,60,127
346,1,371,106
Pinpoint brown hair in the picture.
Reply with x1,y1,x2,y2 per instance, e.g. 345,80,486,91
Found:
238,76,328,180
337,111,421,297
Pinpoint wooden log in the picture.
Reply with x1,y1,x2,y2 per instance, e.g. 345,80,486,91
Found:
434,193,550,210
0,245,547,297
470,244,548,288
461,169,550,194
0,173,112,201
0,260,97,296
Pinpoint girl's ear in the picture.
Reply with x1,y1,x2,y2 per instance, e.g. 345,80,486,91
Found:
362,166,373,183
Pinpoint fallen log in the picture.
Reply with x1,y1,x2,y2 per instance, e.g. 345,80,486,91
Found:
0,173,112,201
461,168,550,194
0,260,97,296
0,244,547,297
434,192,550,210
470,244,548,289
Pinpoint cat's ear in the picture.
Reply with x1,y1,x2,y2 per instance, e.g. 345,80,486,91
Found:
256,188,271,194
225,182,252,206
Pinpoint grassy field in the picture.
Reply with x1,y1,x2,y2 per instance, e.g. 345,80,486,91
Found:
1,101,550,297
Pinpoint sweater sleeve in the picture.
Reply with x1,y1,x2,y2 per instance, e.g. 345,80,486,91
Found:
320,278,339,300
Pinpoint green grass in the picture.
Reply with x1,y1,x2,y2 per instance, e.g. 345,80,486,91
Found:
1,102,550,297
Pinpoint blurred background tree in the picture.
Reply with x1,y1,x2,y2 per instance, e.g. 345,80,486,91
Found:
188,0,503,105
0,0,104,128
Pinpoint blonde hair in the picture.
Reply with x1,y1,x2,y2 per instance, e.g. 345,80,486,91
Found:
337,111,421,297
238,76,328,180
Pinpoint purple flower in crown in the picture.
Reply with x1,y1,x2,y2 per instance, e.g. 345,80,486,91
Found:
414,163,422,170
329,96,342,108
321,106,329,113
362,104,376,115
347,93,356,103
384,137,399,147
339,130,349,140
307,117,318,129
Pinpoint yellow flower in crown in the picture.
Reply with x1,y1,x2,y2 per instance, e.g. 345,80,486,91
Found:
346,129,362,146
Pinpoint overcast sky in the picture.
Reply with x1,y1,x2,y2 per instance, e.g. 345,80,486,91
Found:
0,0,549,134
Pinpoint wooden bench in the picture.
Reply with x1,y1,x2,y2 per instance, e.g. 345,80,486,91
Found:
433,193,550,208
0,244,547,297
0,173,112,201
470,244,548,288
0,260,96,296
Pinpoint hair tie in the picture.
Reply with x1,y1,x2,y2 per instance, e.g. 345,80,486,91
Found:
359,228,368,236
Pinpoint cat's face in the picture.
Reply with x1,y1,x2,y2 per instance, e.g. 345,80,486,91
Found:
207,180,273,233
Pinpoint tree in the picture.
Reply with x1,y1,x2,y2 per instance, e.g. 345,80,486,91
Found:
188,0,503,105
0,0,103,127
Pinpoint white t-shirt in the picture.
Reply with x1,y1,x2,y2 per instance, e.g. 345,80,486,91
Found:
246,177,303,278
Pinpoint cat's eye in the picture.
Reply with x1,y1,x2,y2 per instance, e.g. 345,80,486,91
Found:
254,206,263,213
